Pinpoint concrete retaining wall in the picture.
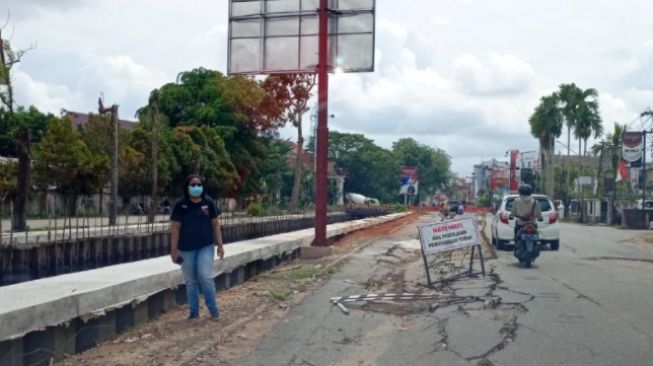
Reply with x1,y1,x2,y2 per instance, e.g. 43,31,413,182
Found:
0,213,352,286
0,212,410,366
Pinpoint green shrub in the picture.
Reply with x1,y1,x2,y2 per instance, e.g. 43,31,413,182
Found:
264,205,283,216
477,194,492,208
390,204,409,213
247,202,265,216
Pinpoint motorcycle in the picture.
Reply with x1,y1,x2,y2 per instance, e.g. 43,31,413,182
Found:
514,223,541,268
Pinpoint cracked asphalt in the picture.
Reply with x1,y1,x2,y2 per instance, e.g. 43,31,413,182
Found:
235,213,653,366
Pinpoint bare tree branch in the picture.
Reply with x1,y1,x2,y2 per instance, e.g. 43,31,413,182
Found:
0,11,10,32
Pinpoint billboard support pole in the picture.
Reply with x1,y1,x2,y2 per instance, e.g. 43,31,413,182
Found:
642,131,646,216
313,0,329,246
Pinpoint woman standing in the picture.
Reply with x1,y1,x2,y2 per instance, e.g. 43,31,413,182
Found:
170,174,224,320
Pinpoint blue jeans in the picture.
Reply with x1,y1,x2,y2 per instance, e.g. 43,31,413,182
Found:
179,244,219,317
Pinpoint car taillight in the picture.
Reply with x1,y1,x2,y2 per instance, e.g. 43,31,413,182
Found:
499,212,509,224
524,225,536,234
549,212,558,224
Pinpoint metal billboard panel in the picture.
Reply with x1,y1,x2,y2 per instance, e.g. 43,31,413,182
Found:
228,0,375,75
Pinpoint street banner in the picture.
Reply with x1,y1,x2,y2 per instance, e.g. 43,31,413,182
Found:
622,131,643,163
418,217,481,255
616,159,628,182
400,165,419,195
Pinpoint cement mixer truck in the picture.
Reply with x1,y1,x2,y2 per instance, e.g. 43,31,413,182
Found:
346,193,380,206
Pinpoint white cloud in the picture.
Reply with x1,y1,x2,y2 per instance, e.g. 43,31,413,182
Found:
453,53,536,96
100,55,169,102
2,0,87,20
12,70,78,114
431,15,451,27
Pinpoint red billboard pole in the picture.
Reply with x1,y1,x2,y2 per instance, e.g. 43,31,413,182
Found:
313,0,330,246
509,149,519,191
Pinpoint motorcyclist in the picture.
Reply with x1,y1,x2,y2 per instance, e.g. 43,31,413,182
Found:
441,201,450,219
511,184,542,240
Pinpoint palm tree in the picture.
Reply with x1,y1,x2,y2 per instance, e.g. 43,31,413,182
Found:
593,123,625,223
529,93,563,198
559,83,579,156
558,83,602,157
609,123,625,179
575,98,603,156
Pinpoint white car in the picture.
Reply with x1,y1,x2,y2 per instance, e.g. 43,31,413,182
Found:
490,194,560,251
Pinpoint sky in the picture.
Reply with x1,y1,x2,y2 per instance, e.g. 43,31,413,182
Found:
3,0,653,177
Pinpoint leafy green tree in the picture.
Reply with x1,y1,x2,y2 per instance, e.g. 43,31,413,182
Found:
327,131,400,203
168,125,238,198
0,159,16,228
262,74,316,210
77,113,131,213
241,137,291,207
128,106,178,199
608,123,625,185
1,31,38,229
0,158,15,199
33,117,109,215
593,123,626,221
155,68,282,198
529,93,563,198
0,106,51,157
392,138,452,201
118,146,148,208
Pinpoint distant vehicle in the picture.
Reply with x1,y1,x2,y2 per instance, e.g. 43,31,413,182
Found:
635,199,653,210
346,193,380,206
490,194,560,251
448,200,464,215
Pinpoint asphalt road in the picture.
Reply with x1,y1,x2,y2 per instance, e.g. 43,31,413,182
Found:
235,213,653,366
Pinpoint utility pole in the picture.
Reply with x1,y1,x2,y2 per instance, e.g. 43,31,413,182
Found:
641,109,653,222
99,98,119,226
148,91,160,224
313,0,329,246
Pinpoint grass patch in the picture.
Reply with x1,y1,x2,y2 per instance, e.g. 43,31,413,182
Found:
287,266,321,280
266,289,293,301
644,236,653,245
274,266,322,280
326,267,337,274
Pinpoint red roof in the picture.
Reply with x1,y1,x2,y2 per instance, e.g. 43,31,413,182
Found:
286,142,345,178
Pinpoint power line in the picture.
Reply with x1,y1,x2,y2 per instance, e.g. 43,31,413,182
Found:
624,103,653,131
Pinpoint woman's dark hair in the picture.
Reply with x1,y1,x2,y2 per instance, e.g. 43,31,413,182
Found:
183,174,206,201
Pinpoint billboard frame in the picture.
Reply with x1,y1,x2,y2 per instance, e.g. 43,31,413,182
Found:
226,0,376,246
227,0,376,75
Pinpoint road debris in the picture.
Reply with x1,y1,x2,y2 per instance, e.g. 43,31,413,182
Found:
331,300,350,315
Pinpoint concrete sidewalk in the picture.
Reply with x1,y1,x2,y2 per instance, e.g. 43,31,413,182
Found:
0,213,408,351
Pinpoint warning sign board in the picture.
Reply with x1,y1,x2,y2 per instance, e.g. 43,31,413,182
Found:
417,216,485,287
418,217,481,255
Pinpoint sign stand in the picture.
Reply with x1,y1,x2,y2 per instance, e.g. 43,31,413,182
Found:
418,217,486,288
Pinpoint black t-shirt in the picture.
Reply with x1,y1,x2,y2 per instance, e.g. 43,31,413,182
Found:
170,197,220,251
